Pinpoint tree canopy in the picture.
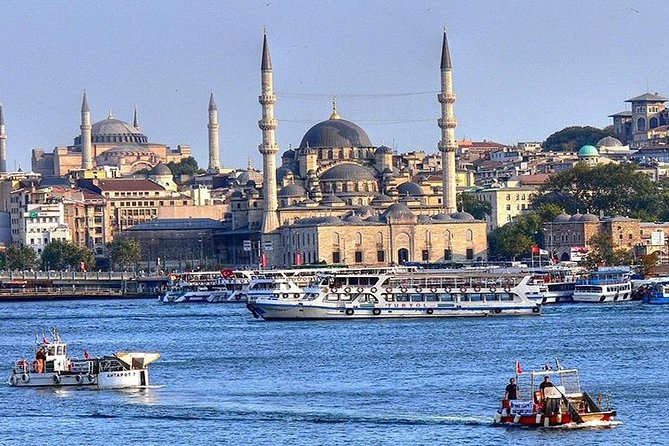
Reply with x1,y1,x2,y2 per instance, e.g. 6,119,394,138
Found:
580,232,634,271
108,238,141,271
458,192,492,220
167,157,200,177
543,126,614,152
5,245,38,270
41,240,93,271
532,163,666,221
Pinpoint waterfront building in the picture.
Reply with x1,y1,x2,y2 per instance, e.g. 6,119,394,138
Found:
9,194,71,255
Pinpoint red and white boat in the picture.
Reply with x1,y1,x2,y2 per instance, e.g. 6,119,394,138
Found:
494,360,618,428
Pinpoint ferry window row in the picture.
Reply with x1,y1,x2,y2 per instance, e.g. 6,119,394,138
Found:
385,292,515,302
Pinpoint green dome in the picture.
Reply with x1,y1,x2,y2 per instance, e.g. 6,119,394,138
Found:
578,144,599,158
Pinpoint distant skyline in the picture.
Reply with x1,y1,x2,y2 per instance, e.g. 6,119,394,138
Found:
0,0,666,172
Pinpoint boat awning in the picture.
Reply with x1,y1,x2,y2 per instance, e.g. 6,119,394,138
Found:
114,352,160,369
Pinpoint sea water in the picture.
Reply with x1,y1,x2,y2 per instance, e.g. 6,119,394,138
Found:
0,300,666,445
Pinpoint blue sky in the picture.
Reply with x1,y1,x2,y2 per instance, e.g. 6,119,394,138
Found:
0,0,664,172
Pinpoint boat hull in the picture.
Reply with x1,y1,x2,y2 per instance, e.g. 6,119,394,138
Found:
8,369,149,389
495,410,617,427
248,302,540,320
572,291,632,303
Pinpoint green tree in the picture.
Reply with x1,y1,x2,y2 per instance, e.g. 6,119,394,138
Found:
458,192,492,220
167,157,200,177
543,126,614,152
108,238,141,271
5,245,38,270
41,240,93,271
581,232,634,270
533,163,664,221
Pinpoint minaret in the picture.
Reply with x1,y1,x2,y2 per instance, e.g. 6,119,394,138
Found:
0,102,7,173
208,92,221,172
81,91,93,170
133,106,140,131
258,32,280,233
437,30,457,213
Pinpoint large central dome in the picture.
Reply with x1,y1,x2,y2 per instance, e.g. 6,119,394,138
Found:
299,117,373,149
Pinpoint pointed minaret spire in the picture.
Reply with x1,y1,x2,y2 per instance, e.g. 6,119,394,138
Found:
437,29,458,213
81,90,90,112
107,109,113,119
258,30,280,235
247,157,253,170
207,92,221,172
329,97,341,120
0,102,7,173
133,106,140,131
261,30,273,71
81,91,93,170
440,28,452,70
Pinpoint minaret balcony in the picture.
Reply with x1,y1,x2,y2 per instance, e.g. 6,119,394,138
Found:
437,93,457,103
258,118,278,130
258,94,277,104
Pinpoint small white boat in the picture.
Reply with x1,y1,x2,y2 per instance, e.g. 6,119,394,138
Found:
528,267,579,303
572,267,633,303
8,328,159,389
159,270,255,303
246,268,541,320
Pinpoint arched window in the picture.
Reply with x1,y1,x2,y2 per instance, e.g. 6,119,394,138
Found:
637,117,646,132
444,230,452,243
328,150,333,159
356,232,363,245
466,229,473,242
377,231,384,245
334,233,340,246
650,117,659,129
425,230,431,244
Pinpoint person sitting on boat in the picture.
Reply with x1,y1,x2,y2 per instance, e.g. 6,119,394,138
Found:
504,377,519,401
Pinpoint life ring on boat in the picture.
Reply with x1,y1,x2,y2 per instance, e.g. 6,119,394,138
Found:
357,287,364,293
385,287,393,293
344,287,351,293
10,375,18,385
400,287,408,293
372,308,381,316
21,373,29,383
494,308,502,314
426,308,434,315
430,287,437,293
490,287,497,293
473,286,481,292
445,287,452,294
532,306,541,313
75,374,83,384
370,287,378,293
331,287,338,293
87,374,95,383
415,286,423,293
52,375,61,384
345,308,355,316
504,286,511,293
460,286,467,293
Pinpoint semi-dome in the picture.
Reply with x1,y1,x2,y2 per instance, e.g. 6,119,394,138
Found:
382,203,414,220
299,118,373,149
553,213,571,222
397,181,423,196
321,194,345,205
578,145,599,158
320,163,377,181
278,183,308,198
596,136,623,148
432,213,455,221
451,211,475,221
151,162,172,176
581,213,600,222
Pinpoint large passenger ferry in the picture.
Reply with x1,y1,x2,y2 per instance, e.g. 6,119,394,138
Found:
246,268,541,320
572,266,633,303
527,267,579,303
9,328,159,389
158,270,255,303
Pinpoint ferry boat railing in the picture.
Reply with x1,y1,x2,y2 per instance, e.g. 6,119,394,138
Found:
384,274,527,290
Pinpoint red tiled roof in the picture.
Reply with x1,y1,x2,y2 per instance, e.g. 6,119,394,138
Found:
518,173,551,185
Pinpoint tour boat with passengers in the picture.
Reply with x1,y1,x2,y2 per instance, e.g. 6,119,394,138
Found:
245,267,349,304
494,360,618,428
572,266,633,303
246,267,541,320
8,328,159,389
527,267,580,303
159,270,255,303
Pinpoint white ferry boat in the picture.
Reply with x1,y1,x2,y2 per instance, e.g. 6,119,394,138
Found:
8,328,159,389
159,270,254,303
527,267,580,303
245,267,349,304
246,268,541,320
572,266,633,303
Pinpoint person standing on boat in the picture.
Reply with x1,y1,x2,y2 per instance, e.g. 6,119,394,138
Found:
504,377,519,401
35,347,46,373
539,375,554,391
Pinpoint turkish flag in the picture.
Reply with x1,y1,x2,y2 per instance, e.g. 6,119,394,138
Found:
515,359,523,374
531,245,540,254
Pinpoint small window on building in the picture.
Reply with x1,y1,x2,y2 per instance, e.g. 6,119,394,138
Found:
332,252,341,264
354,251,363,263
466,248,474,260
422,250,429,261
377,250,385,262
444,249,452,260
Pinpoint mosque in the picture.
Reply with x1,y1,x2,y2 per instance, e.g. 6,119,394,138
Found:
31,95,195,177
224,32,488,267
